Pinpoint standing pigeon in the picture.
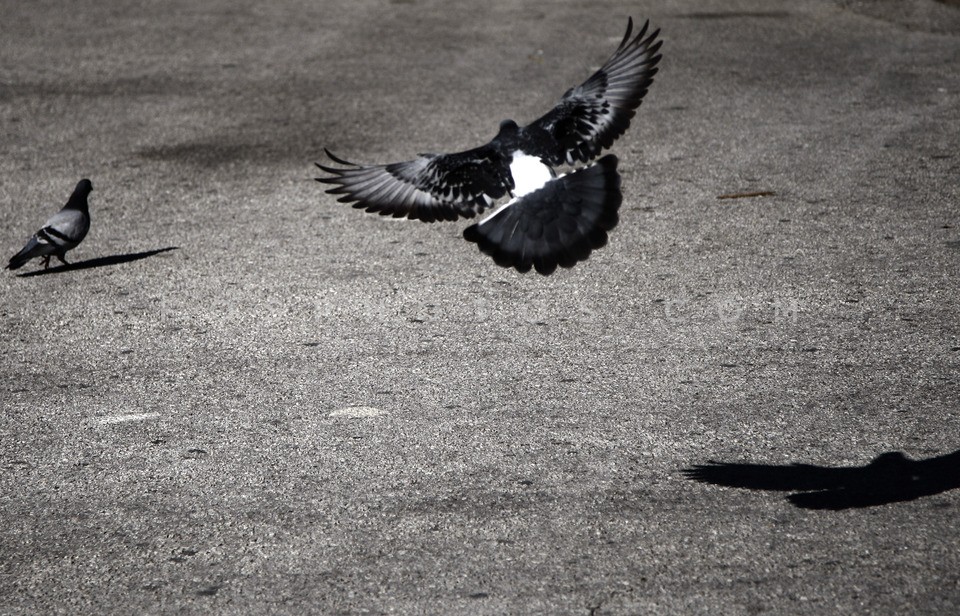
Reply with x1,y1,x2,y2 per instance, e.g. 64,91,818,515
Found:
317,17,662,275
6,179,93,271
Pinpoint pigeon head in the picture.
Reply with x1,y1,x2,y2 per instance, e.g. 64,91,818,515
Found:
498,119,519,135
494,119,521,151
66,179,93,210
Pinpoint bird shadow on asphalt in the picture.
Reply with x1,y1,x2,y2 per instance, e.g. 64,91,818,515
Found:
683,448,960,510
16,246,179,277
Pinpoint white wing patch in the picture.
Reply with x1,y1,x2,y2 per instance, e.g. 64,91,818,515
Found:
509,154,554,197
479,155,567,227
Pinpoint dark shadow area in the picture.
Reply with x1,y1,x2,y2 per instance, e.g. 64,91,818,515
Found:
17,247,178,277
137,141,271,168
677,11,790,20
684,449,960,510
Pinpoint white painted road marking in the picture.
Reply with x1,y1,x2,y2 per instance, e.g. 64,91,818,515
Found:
96,412,161,425
329,406,387,418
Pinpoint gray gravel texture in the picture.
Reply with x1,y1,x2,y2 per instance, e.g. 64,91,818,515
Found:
1,0,959,614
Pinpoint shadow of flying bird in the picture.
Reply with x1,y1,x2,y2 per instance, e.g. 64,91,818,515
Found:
684,449,960,510
317,17,662,275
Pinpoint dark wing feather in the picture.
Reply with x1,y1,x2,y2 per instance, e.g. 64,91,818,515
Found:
463,154,621,275
525,18,662,166
316,146,513,223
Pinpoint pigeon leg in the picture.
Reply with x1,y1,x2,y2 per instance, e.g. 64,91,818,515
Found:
41,255,51,269
55,253,69,266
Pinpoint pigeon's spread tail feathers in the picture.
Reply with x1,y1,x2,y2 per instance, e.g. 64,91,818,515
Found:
463,154,622,275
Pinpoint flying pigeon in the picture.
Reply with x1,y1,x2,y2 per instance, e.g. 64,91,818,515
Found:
317,17,662,275
6,179,93,271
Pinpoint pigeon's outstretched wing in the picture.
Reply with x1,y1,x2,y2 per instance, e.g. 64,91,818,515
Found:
525,18,662,166
7,179,92,271
315,146,514,223
463,154,621,275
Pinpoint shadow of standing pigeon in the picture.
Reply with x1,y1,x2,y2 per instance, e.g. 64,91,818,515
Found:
16,247,179,277
683,449,960,510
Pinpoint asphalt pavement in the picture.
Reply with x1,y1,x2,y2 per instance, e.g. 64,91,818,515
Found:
1,0,959,614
